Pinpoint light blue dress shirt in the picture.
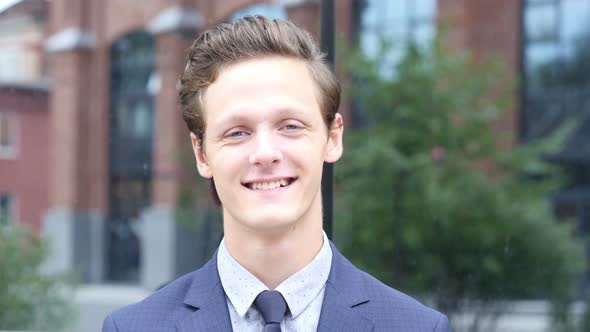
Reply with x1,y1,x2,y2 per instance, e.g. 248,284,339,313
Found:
217,232,332,332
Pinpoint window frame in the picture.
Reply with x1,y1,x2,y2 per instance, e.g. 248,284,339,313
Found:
0,111,19,159
357,0,437,77
0,194,15,227
520,0,590,140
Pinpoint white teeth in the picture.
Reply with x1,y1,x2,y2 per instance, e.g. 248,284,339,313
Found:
249,179,291,190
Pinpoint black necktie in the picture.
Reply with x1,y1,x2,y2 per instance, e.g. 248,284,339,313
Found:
253,290,288,332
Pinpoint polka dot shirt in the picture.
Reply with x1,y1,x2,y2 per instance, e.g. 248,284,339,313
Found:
217,232,333,332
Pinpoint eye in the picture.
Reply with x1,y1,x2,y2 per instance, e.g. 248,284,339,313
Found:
229,131,246,137
225,129,249,139
281,121,304,131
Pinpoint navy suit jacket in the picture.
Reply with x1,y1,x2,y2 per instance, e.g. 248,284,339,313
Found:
103,242,451,331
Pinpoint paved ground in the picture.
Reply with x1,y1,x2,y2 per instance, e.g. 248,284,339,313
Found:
64,285,151,332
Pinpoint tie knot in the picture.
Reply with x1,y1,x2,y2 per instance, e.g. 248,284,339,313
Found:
253,290,288,324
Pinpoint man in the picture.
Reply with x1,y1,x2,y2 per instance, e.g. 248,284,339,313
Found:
103,16,451,332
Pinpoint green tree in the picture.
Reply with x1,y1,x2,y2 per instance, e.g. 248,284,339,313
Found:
335,40,585,331
176,143,224,266
0,224,75,330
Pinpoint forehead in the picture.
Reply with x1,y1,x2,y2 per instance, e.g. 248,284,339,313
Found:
202,57,321,126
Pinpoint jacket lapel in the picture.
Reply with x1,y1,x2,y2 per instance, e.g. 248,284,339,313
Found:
175,242,374,332
176,253,233,332
316,243,374,332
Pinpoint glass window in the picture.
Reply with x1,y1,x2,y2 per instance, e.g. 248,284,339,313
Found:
0,48,21,81
413,24,435,49
523,0,590,94
358,0,437,77
525,3,559,42
130,101,150,138
522,0,590,142
522,0,590,276
228,4,286,22
107,31,155,282
388,2,408,21
413,0,436,19
0,194,13,226
562,0,590,40
0,111,17,158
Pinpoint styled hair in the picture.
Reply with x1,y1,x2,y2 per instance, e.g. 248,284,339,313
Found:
177,15,341,145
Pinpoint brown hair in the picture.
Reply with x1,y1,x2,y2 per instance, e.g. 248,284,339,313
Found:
177,15,341,145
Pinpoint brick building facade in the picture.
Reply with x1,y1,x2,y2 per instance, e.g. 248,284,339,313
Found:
1,0,545,289
0,0,49,230
0,84,49,230
37,0,359,287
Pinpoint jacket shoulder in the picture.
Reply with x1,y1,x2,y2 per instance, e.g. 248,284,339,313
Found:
357,270,450,331
102,272,196,332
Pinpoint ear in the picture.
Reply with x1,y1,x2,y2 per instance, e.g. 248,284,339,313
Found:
190,132,213,178
324,113,344,163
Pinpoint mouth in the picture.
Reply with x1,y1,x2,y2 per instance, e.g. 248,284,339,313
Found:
242,177,297,191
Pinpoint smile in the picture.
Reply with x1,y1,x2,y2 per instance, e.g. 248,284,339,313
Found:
242,177,297,190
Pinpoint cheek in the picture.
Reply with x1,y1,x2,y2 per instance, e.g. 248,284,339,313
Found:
287,132,326,150
287,143,326,168
209,152,248,182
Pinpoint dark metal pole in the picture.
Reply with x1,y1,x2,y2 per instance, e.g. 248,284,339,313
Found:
517,0,527,143
320,0,335,240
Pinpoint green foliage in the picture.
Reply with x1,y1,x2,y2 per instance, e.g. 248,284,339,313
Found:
0,225,75,330
176,205,223,265
336,40,585,329
176,143,224,264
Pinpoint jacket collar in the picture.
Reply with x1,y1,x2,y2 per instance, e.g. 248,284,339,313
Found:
177,251,233,332
316,242,374,332
176,242,374,332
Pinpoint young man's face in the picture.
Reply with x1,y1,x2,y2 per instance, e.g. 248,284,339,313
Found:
190,56,343,233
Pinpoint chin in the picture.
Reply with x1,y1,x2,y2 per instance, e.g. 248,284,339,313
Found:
241,210,301,231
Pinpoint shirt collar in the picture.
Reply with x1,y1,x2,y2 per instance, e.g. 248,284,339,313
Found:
217,238,268,317
275,232,332,318
217,232,333,319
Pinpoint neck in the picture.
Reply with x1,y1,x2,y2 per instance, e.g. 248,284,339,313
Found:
223,196,324,289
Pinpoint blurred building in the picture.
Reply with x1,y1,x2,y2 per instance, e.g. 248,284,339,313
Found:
13,0,347,287
0,0,588,290
0,0,49,230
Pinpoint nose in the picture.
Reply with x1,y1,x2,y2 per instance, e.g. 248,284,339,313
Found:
249,131,282,167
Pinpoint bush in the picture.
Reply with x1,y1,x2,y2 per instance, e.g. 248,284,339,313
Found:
336,39,586,331
0,224,75,330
